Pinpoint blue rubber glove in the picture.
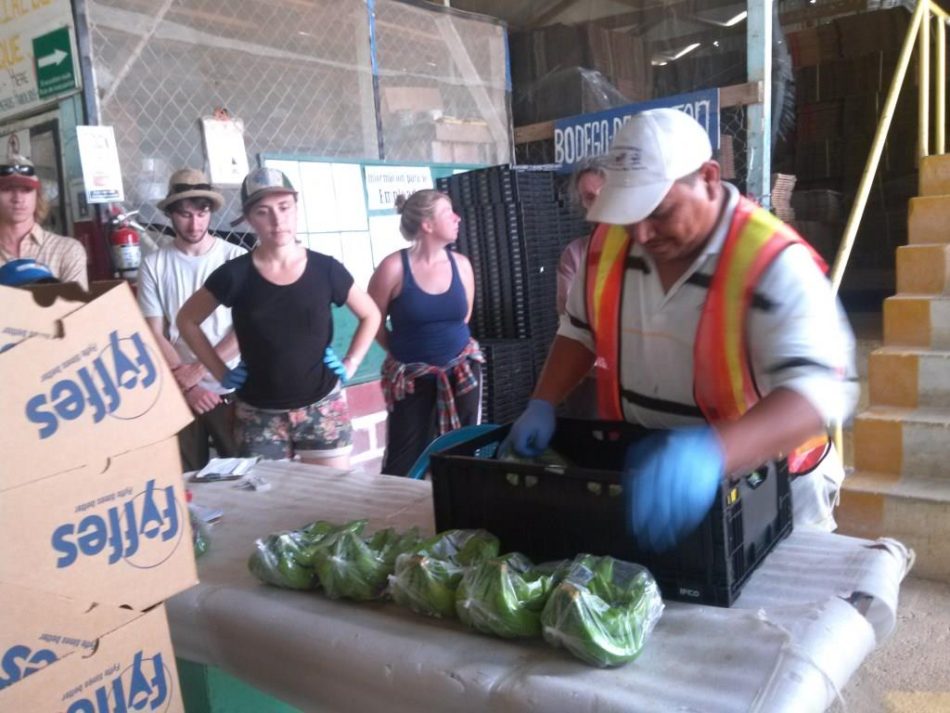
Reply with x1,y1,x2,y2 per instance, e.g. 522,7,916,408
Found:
323,346,348,384
501,399,556,458
219,362,248,390
624,426,725,553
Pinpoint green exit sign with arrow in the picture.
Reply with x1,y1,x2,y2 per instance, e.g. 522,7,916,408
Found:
32,26,75,99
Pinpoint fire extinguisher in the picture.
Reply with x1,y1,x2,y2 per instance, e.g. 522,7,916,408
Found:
107,208,142,281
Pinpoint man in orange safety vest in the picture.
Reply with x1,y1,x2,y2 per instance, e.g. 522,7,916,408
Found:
506,108,857,551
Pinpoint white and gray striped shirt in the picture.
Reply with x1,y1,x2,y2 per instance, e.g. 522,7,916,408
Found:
559,183,859,431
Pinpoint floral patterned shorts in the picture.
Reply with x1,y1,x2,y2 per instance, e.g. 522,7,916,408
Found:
235,386,353,460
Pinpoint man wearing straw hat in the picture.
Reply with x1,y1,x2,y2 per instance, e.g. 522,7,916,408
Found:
137,168,247,471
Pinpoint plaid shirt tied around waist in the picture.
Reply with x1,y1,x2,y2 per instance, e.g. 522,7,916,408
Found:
381,338,484,435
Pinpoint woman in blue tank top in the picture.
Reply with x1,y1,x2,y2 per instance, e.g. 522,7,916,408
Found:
367,189,483,476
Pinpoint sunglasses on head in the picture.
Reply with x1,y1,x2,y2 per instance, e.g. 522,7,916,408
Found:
0,164,35,177
173,182,212,192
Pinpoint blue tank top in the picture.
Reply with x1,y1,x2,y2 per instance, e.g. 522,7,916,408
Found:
388,248,471,367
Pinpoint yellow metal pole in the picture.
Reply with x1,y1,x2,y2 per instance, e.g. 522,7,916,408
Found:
920,4,931,161
931,3,949,20
938,19,947,155
831,1,926,294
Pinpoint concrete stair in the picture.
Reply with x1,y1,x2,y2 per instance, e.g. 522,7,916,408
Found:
838,153,950,582
838,474,950,581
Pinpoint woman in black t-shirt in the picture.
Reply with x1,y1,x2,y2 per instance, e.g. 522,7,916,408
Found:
177,168,380,468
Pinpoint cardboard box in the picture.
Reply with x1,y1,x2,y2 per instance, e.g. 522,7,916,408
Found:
790,220,844,264
797,100,844,143
0,581,140,690
0,288,79,351
0,587,183,712
0,437,197,609
0,283,197,609
381,86,443,114
0,282,123,353
835,8,909,60
796,53,895,106
434,119,492,144
0,282,192,489
795,139,844,181
787,24,841,67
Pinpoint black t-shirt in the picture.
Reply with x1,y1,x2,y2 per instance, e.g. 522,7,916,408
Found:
205,250,354,409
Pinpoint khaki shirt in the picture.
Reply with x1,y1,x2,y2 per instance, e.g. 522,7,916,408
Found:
0,225,88,289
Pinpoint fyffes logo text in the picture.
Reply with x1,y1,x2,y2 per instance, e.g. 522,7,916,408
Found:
64,650,172,713
51,479,183,570
0,644,57,689
25,330,161,439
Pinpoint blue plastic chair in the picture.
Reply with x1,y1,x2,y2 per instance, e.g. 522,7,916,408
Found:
406,423,500,480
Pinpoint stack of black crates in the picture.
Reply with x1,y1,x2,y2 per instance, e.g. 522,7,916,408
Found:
437,165,589,424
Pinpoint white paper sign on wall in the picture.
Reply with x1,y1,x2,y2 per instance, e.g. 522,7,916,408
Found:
77,125,124,204
202,116,250,186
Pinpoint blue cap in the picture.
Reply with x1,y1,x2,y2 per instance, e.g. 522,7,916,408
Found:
0,258,56,286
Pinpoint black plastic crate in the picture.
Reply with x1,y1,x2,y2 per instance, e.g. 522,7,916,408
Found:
430,419,793,607
478,340,536,424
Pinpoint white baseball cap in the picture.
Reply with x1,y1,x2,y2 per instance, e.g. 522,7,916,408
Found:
586,108,712,226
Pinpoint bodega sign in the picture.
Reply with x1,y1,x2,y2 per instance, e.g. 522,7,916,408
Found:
553,89,719,172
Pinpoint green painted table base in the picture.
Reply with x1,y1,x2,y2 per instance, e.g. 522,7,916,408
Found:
177,658,302,713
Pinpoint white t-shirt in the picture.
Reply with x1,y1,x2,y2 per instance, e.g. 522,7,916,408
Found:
138,237,246,394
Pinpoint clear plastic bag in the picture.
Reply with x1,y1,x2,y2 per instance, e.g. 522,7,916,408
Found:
247,521,338,590
456,553,566,638
310,520,422,601
389,529,500,618
541,554,664,667
189,505,211,559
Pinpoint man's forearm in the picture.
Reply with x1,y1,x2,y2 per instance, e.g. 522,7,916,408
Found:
714,387,825,479
532,335,596,406
144,316,183,369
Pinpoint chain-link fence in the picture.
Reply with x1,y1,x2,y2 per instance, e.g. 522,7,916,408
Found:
83,0,509,238
375,1,510,166
720,106,748,195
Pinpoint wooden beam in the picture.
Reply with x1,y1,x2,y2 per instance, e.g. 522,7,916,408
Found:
514,121,555,144
513,82,763,144
720,80,762,108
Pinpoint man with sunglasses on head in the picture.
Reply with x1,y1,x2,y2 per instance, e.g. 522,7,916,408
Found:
0,156,87,289
137,168,246,471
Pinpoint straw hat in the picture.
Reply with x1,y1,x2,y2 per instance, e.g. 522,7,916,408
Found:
157,168,224,212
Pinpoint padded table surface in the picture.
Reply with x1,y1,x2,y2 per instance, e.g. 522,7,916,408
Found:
168,461,912,712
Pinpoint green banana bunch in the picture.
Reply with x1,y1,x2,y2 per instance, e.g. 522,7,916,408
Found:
541,554,664,667
248,530,321,590
310,520,422,601
390,529,500,618
456,553,561,638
